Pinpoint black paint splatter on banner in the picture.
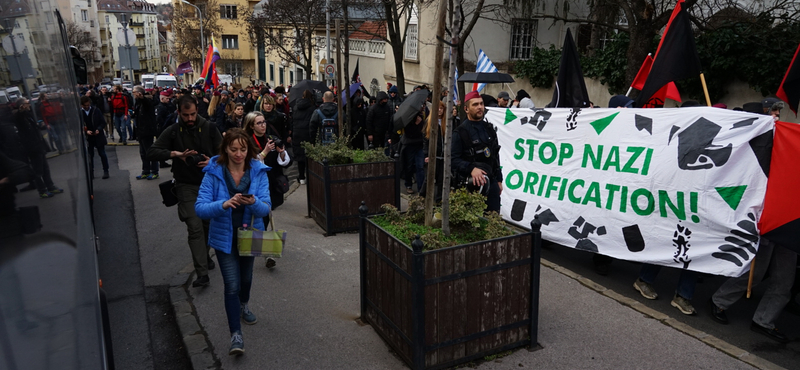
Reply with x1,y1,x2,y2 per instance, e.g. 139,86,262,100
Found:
712,212,759,267
672,222,692,269
533,205,559,226
568,216,605,252
676,118,732,170
521,109,553,131
634,115,653,135
566,108,581,131
730,117,758,129
510,199,527,221
623,225,646,252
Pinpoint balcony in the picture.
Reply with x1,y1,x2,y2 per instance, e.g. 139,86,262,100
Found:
130,21,144,27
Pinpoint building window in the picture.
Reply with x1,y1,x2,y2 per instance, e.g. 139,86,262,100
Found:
222,35,238,49
279,67,284,85
509,19,536,60
289,70,294,85
220,5,237,19
269,63,274,82
105,15,109,24
87,0,91,7
225,62,243,76
81,10,88,21
404,24,418,60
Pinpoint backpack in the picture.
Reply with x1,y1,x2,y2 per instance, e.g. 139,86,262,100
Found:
316,109,338,145
112,94,127,114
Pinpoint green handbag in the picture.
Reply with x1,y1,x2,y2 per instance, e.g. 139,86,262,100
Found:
237,210,286,258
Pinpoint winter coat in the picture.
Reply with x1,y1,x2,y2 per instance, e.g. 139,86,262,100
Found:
291,98,315,143
133,94,157,139
262,110,288,140
155,101,176,135
366,92,393,137
309,101,338,144
387,86,404,108
13,108,47,152
81,106,108,147
195,157,272,254
147,115,223,185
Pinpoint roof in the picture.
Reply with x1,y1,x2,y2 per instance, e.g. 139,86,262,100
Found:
96,0,157,14
349,21,385,41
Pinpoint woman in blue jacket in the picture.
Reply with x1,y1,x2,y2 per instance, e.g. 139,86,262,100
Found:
195,128,271,356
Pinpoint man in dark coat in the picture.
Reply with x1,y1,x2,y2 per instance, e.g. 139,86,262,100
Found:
309,91,339,146
155,91,176,169
80,96,110,179
366,91,393,148
133,86,159,179
291,91,316,184
15,98,65,195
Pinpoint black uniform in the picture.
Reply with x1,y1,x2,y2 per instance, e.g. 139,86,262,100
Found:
450,118,503,212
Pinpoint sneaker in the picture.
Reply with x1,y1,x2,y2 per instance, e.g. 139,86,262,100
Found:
633,278,658,300
102,171,110,179
241,303,258,325
39,192,54,199
136,173,149,180
47,187,64,194
265,257,276,269
192,274,210,287
299,179,306,185
709,298,729,324
229,331,244,355
147,173,159,180
670,294,696,315
750,321,789,343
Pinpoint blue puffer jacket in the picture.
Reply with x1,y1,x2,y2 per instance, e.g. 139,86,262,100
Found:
195,156,272,254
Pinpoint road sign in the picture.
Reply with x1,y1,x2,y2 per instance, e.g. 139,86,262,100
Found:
2,35,25,54
115,28,136,46
325,63,335,80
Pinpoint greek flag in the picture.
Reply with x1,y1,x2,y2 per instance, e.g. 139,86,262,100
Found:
473,49,498,93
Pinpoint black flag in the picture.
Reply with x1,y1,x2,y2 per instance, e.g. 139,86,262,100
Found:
548,29,591,108
634,4,702,108
776,43,800,115
351,58,361,84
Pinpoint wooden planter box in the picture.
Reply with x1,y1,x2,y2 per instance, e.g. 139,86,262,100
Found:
358,206,542,370
307,158,400,235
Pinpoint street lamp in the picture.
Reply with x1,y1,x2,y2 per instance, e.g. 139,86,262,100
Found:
180,0,204,78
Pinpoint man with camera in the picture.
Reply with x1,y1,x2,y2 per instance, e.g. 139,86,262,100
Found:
148,95,223,287
451,91,503,213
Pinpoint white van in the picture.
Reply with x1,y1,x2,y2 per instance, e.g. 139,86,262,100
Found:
6,87,21,101
218,74,233,86
155,75,178,88
141,74,155,89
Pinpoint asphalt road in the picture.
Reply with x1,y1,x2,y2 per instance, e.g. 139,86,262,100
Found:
93,146,191,370
538,240,800,369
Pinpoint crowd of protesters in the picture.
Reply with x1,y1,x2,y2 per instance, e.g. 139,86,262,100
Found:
63,77,800,355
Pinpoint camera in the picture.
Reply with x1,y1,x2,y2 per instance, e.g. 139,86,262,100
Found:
185,154,205,166
269,135,284,149
465,175,491,196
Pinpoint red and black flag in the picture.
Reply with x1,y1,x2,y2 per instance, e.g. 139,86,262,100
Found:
759,121,800,254
634,2,701,108
548,28,591,108
776,43,800,115
351,58,361,84
631,54,682,107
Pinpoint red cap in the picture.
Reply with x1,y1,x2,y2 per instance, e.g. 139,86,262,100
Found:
464,90,481,103
213,91,221,96
160,91,171,96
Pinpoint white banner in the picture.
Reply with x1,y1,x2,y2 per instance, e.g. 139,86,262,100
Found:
486,107,774,277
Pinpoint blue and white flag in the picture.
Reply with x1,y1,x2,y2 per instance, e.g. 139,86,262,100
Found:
474,49,498,93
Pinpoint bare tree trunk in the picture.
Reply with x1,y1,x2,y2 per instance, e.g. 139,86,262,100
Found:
385,2,407,96
336,19,344,132
442,0,462,236
424,0,449,226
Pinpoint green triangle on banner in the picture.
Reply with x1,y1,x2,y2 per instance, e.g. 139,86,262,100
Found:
504,109,517,125
589,112,619,135
715,185,747,210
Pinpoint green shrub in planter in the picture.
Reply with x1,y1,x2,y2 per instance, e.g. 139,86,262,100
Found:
303,136,388,165
373,189,514,250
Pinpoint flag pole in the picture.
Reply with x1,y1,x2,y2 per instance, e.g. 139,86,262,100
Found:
746,258,756,298
700,73,712,106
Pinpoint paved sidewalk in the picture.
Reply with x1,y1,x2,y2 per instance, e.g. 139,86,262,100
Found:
180,186,773,370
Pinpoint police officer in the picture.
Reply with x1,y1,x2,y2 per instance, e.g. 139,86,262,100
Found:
451,90,502,212
147,95,223,288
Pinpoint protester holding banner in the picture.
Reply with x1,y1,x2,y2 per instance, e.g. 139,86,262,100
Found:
451,91,502,212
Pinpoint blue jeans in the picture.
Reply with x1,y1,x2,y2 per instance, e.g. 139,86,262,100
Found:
216,243,255,334
113,114,131,142
639,263,698,300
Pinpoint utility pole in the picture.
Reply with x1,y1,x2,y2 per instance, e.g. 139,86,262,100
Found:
326,0,331,84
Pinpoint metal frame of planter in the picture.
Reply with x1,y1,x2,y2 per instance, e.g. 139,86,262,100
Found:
358,202,542,370
307,158,400,235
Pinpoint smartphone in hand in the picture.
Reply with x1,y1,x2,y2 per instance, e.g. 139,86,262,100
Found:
241,194,254,199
